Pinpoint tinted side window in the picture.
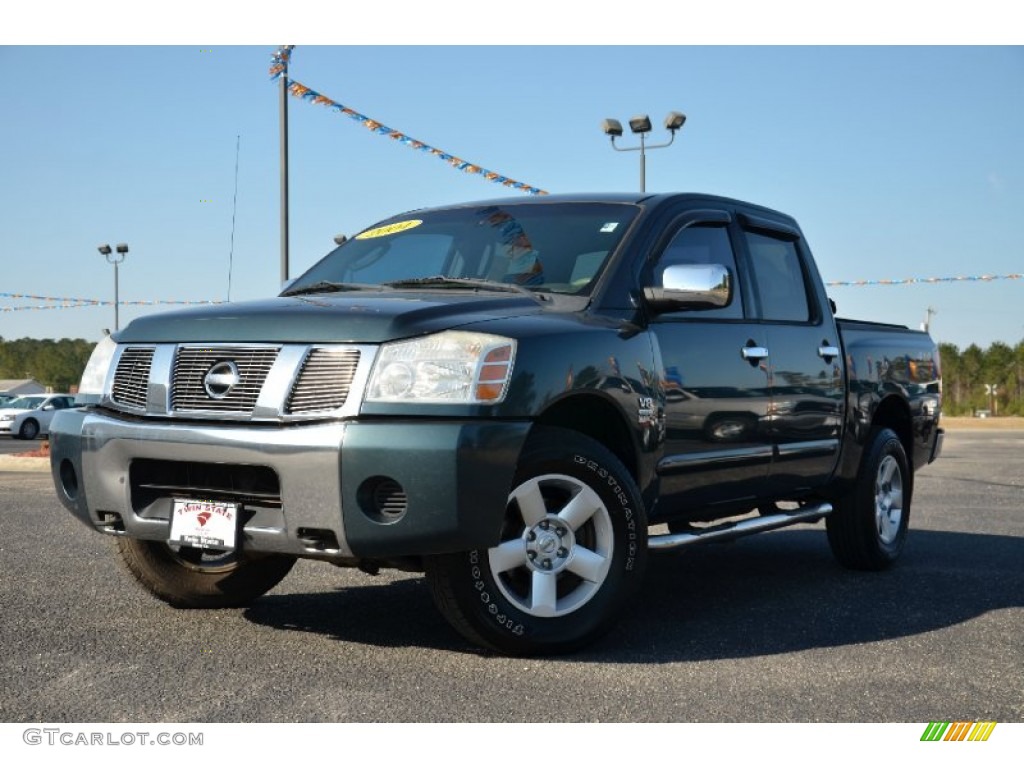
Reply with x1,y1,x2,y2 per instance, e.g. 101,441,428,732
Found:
653,224,742,319
744,231,811,322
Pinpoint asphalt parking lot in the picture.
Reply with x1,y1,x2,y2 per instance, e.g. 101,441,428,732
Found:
0,429,1020,723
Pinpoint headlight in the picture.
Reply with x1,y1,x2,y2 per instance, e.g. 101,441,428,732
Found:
76,335,118,405
0,414,13,423
366,331,516,404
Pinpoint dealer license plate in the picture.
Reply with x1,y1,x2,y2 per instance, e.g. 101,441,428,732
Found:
169,499,238,551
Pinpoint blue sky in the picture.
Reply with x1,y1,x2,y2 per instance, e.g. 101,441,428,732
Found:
2,38,1021,350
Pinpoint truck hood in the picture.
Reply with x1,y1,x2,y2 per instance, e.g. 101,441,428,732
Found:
115,291,547,344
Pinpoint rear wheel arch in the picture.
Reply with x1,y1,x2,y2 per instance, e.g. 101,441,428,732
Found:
871,395,914,469
827,426,911,570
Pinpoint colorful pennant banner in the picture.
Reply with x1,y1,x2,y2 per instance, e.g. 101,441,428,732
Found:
826,273,1023,288
0,293,225,313
269,46,548,196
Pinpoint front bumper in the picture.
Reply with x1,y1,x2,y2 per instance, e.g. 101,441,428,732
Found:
49,408,530,561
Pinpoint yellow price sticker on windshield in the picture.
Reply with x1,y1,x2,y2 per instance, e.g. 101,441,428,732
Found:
355,219,423,240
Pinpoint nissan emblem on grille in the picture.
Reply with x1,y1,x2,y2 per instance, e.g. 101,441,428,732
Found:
203,361,240,400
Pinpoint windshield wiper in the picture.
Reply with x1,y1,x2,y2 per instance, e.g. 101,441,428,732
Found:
280,281,369,297
382,276,536,296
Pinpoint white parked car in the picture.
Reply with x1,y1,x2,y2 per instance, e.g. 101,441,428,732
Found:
0,394,77,439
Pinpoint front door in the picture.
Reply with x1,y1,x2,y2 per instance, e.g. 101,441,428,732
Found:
648,217,775,515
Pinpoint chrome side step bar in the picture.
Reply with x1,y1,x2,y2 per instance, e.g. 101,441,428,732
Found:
648,502,833,552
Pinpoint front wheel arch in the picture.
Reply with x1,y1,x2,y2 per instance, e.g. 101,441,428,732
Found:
426,426,648,655
531,392,649,500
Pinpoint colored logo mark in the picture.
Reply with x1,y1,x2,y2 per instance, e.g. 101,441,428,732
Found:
921,722,997,742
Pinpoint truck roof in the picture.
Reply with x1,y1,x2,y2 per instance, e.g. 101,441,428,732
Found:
398,192,799,225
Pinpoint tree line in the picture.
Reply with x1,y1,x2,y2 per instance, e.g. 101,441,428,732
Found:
938,340,1024,417
0,337,96,393
3,336,1023,417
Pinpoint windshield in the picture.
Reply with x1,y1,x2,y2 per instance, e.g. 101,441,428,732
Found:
5,396,44,410
286,202,639,296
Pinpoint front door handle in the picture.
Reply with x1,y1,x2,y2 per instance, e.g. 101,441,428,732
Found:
818,344,840,362
741,345,769,361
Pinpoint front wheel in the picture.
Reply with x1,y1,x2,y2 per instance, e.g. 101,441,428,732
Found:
18,419,39,440
827,427,911,570
426,427,647,655
116,537,296,608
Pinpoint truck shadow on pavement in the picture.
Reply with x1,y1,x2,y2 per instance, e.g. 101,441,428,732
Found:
243,528,1023,661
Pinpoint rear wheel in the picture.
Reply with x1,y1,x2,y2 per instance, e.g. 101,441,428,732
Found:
827,427,911,570
426,427,647,655
116,537,296,608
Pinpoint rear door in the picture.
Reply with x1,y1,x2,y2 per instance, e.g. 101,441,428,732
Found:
737,213,845,492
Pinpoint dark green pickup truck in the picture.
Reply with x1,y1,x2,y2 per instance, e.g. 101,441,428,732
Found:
50,193,944,654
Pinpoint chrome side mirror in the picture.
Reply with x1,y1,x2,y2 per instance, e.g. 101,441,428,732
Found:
644,263,731,313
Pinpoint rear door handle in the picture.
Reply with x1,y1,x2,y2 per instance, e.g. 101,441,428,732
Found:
818,344,840,361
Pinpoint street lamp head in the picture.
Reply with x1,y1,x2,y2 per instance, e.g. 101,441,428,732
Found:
115,243,129,255
664,111,686,132
97,244,112,256
629,115,652,134
601,118,623,138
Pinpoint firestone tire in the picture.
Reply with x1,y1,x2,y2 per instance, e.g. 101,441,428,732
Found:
827,427,911,570
426,427,648,656
116,537,297,608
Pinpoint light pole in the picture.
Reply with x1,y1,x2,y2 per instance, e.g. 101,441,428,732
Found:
602,112,686,193
98,243,128,331
279,52,290,285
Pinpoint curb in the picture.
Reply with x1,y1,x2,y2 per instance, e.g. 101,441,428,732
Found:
0,455,50,473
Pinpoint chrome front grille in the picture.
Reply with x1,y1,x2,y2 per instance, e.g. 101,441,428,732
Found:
171,346,281,414
287,347,361,414
111,347,154,410
105,342,375,422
